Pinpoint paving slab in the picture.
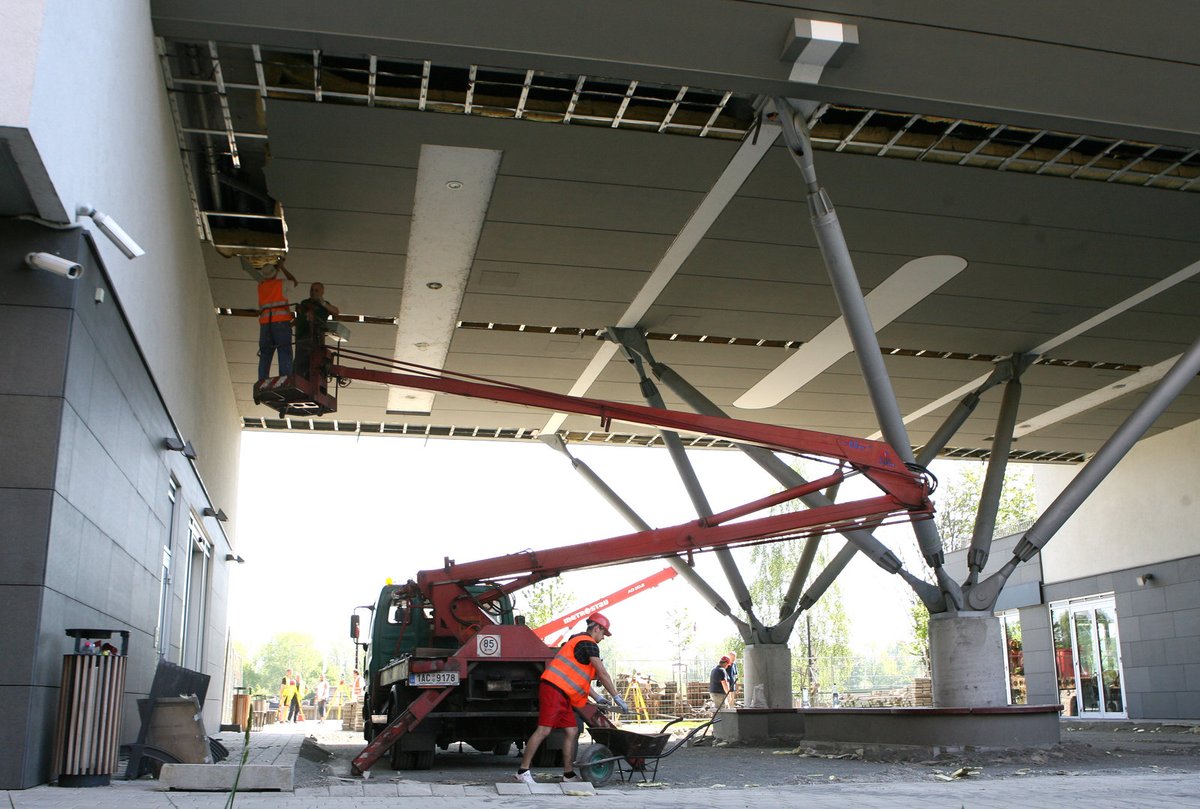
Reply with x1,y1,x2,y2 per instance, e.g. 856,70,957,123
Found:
496,781,533,795
160,763,292,792
530,781,566,794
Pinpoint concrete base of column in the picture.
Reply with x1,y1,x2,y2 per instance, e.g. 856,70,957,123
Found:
743,643,793,709
929,610,1008,707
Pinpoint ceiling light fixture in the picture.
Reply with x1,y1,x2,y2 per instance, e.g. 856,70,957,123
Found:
388,145,501,415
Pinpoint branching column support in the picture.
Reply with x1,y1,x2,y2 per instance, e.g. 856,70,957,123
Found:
536,434,753,637
914,360,1018,468
607,327,943,614
966,334,1200,610
613,337,766,638
774,97,960,610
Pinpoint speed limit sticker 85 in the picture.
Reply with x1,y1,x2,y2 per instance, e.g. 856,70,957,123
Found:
477,634,501,657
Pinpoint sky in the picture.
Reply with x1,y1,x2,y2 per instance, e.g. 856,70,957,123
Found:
230,430,983,671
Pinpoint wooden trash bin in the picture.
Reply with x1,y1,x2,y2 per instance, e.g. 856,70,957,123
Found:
53,629,130,787
231,687,252,731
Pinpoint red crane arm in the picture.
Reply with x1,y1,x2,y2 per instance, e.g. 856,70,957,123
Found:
330,360,926,506
324,355,933,644
533,568,678,642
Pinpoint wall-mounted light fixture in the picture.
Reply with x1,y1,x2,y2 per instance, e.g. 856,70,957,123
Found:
163,437,197,460
224,553,245,564
203,507,229,522
77,205,145,259
1136,572,1156,587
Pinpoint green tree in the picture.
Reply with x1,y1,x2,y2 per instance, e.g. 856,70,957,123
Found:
241,632,324,698
521,577,576,627
906,586,931,677
665,607,695,667
934,465,1037,553
748,538,851,704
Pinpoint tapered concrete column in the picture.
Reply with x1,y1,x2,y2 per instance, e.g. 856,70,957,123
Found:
929,611,1008,707
743,644,793,708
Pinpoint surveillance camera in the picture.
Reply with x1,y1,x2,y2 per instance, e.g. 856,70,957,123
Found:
26,252,83,280
77,205,145,259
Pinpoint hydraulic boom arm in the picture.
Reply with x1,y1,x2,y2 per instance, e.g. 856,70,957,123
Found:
323,351,934,644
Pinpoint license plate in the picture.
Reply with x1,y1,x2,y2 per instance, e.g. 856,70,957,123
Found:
409,671,459,687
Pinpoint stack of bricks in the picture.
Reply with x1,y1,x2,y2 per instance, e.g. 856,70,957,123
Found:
341,700,365,732
910,677,933,706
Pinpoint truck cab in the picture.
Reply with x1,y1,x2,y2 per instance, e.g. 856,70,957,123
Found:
354,583,556,769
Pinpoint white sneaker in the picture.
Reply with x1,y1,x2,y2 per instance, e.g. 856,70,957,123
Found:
562,773,585,783
514,770,535,785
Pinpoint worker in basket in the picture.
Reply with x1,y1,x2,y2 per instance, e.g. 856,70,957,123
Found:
515,612,629,784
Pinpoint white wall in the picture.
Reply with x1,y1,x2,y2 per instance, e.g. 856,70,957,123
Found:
24,0,242,533
0,0,43,127
1036,418,1200,582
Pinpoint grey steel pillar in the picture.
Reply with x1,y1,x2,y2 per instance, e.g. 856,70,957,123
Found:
967,333,1200,610
966,368,1025,585
774,98,951,593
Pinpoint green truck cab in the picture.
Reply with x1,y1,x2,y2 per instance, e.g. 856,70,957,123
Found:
352,582,559,770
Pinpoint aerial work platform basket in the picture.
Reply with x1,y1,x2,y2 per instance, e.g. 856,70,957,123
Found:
252,373,336,417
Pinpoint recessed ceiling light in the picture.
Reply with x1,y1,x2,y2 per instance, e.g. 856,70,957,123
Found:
427,281,443,290
446,180,463,190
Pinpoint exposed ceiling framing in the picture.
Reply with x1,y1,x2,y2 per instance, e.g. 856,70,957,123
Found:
151,15,1200,465
158,41,1200,251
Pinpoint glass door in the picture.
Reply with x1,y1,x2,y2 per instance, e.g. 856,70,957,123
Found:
1051,597,1126,718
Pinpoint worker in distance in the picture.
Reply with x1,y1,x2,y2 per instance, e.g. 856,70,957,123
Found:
516,612,628,784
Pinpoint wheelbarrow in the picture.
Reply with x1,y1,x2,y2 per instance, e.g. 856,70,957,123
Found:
575,716,720,786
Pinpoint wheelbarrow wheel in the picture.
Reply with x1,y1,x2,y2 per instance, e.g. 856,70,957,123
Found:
576,743,616,787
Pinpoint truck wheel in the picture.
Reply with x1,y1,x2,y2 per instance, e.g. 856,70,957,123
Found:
576,743,616,787
392,746,436,770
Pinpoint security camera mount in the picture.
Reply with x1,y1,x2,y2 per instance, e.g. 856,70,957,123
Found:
77,205,145,259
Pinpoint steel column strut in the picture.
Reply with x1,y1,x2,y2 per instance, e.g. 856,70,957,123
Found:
966,333,1200,610
775,97,958,608
915,359,1017,467
966,361,1028,585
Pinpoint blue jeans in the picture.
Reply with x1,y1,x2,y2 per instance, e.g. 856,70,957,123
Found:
258,321,293,380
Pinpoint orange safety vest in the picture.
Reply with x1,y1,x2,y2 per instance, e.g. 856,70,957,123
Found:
257,277,291,324
540,633,597,708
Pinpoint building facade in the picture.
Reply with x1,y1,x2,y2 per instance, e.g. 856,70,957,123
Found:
1,1,242,789
947,418,1200,720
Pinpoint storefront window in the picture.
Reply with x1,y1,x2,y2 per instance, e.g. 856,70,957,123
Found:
1050,596,1125,718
